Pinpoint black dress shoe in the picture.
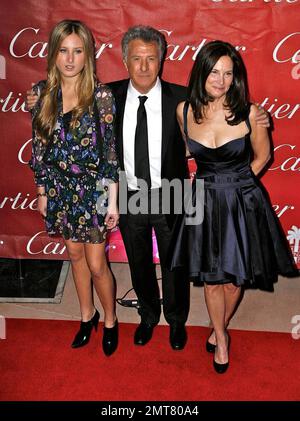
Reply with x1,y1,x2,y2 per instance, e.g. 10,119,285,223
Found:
71,309,100,348
102,319,118,356
169,324,187,350
134,323,154,345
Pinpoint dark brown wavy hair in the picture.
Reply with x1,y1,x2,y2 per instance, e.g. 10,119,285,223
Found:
188,40,250,125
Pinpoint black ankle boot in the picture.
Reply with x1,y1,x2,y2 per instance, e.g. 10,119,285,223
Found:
71,309,100,348
102,319,118,356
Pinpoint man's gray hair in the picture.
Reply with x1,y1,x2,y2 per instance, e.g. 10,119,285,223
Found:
121,25,167,62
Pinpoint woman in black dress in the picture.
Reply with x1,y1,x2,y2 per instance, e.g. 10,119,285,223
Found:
169,40,297,373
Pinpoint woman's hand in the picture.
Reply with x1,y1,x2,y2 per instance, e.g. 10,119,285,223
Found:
105,182,119,230
104,204,119,230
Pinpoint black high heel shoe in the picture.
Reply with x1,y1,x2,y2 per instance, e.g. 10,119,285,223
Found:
206,330,216,353
102,319,118,356
213,334,230,374
213,359,229,374
71,309,100,348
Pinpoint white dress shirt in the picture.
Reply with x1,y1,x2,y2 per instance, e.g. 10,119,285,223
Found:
123,78,162,190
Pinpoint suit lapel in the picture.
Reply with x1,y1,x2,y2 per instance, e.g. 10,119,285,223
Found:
112,80,129,170
161,80,173,166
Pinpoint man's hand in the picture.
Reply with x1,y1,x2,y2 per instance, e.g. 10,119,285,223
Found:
255,103,270,128
26,83,39,111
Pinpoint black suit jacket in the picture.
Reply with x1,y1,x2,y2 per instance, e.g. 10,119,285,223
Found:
108,78,188,226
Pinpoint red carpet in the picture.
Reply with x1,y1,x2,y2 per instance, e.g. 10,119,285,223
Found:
1,318,299,401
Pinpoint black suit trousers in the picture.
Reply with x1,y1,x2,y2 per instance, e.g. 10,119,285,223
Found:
119,190,190,326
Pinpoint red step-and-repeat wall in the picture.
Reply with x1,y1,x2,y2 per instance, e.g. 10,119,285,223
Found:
0,0,299,265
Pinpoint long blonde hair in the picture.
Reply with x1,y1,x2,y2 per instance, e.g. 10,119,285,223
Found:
34,20,96,142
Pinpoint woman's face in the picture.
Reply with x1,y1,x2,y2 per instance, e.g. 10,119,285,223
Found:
205,55,234,99
55,33,85,80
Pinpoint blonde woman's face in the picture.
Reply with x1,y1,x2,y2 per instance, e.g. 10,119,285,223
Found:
55,33,85,81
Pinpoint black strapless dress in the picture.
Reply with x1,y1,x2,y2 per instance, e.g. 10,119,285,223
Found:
168,103,297,291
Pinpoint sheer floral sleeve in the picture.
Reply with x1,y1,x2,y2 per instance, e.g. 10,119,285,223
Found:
29,80,48,186
95,83,119,183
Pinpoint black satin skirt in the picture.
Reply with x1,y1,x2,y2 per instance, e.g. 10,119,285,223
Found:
167,173,297,291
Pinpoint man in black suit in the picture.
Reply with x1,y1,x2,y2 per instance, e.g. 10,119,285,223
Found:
109,26,190,350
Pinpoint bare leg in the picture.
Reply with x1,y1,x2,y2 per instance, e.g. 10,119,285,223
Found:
208,283,241,346
224,282,241,323
85,242,116,328
204,283,228,364
65,240,94,322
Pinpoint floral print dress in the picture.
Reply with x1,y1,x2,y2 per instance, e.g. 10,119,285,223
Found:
30,81,119,243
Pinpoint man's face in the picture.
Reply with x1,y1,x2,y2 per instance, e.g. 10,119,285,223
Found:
124,39,161,94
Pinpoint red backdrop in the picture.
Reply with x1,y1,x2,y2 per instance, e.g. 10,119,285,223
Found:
0,0,299,266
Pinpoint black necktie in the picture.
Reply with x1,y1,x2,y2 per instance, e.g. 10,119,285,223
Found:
134,95,151,189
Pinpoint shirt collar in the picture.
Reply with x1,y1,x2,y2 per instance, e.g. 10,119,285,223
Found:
128,78,161,102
